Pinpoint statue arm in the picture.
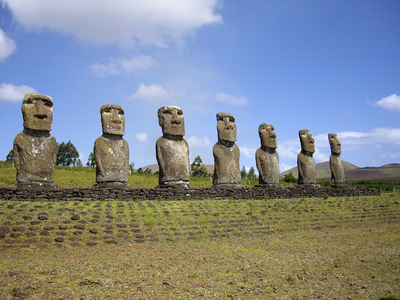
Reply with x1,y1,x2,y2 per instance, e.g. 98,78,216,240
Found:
123,140,129,170
156,139,165,175
184,139,190,172
255,149,262,175
297,154,304,180
94,139,104,175
13,136,21,169
330,157,337,181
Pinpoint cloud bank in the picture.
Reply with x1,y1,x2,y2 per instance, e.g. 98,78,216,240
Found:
1,0,222,47
0,28,16,61
128,83,171,101
0,83,37,102
369,94,400,113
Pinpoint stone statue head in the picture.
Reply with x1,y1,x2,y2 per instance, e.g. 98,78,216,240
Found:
158,106,185,137
299,129,315,153
22,93,53,132
328,133,341,154
100,104,125,136
217,112,236,143
258,123,277,149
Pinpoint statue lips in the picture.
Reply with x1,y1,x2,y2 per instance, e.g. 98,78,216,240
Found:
34,114,47,120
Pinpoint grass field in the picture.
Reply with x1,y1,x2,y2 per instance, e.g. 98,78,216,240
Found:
0,194,399,299
0,163,261,189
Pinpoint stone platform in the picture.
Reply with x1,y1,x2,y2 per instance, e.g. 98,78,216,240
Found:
0,186,380,201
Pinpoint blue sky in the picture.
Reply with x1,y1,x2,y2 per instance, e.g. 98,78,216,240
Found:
1,0,399,173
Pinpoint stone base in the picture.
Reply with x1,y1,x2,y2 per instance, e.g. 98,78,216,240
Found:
255,183,284,189
16,182,58,189
331,183,348,188
296,183,321,188
213,183,243,189
157,181,189,189
93,182,130,189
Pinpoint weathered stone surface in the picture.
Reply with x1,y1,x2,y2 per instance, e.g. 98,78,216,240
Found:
13,93,57,189
0,186,381,201
255,123,282,187
329,133,347,188
156,106,190,187
94,104,129,187
297,129,318,187
213,113,241,188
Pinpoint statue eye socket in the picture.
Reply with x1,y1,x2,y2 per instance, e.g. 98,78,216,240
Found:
217,116,224,121
103,108,111,113
24,99,34,105
229,117,234,122
118,110,124,115
43,100,53,107
177,110,183,115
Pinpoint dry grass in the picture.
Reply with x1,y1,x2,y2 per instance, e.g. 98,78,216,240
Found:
0,222,399,299
0,194,399,299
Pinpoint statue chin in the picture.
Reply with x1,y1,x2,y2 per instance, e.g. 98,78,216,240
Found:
219,132,236,143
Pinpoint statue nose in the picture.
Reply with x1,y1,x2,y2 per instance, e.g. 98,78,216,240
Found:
34,100,46,117
112,110,121,123
224,118,233,129
172,112,181,124
267,129,276,138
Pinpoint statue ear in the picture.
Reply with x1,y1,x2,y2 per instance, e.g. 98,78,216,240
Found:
158,115,163,127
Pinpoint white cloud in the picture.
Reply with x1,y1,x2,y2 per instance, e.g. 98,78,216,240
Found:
313,148,329,163
128,83,171,101
0,83,37,102
2,0,222,47
215,93,249,106
89,55,155,77
136,133,148,143
339,128,400,146
0,28,16,61
239,146,257,159
369,94,400,113
187,136,211,148
280,163,296,173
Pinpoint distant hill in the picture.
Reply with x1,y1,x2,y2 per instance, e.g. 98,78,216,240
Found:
346,163,400,179
281,162,400,179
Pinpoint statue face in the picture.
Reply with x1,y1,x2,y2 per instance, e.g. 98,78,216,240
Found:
259,123,277,149
329,133,341,154
217,112,236,143
22,93,53,131
158,106,185,137
101,104,125,136
299,129,315,153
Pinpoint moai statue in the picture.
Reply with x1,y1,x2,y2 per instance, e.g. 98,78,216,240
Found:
297,129,319,187
156,106,190,188
213,112,242,188
255,123,282,187
13,93,57,188
94,104,129,188
328,133,347,188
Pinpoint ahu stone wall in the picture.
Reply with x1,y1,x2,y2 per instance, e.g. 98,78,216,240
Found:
0,186,380,202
